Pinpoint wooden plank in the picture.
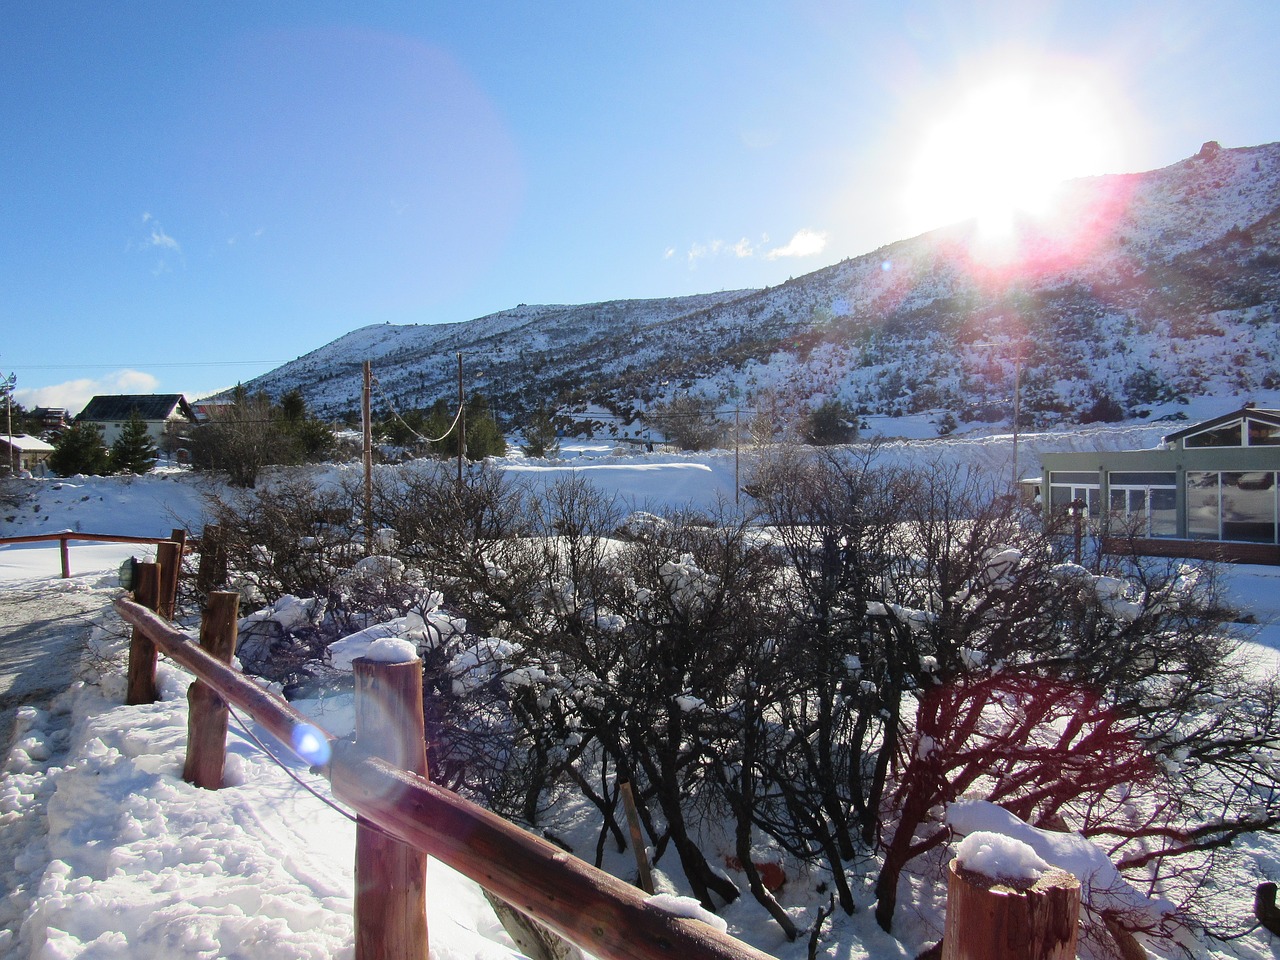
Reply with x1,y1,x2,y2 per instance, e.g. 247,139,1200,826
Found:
329,749,776,960
114,598,335,758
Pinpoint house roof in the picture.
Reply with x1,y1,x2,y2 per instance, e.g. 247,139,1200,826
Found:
77,394,195,423
1,434,55,453
1162,404,1280,443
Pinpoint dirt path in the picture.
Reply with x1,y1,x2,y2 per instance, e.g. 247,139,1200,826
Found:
0,585,107,748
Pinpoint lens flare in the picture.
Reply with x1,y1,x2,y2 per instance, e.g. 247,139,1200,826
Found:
291,724,332,766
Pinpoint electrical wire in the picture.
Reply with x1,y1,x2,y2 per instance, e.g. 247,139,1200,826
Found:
225,702,356,824
370,372,462,445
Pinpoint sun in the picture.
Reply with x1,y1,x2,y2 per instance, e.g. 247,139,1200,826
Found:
903,64,1127,239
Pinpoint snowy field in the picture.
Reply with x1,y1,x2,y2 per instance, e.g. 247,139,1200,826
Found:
3,441,1280,960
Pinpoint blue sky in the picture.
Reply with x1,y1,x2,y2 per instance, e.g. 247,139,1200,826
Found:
4,1,1279,413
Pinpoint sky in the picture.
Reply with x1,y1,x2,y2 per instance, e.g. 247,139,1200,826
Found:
3,0,1279,414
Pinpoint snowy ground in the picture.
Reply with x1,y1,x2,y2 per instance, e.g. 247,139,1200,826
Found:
3,444,1280,959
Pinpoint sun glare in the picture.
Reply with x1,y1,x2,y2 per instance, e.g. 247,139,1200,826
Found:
904,65,1126,240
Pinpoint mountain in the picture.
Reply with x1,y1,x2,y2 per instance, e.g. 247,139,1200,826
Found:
243,140,1280,438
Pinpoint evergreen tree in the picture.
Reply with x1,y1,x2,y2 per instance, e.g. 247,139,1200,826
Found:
109,409,159,474
803,399,858,445
428,395,506,460
520,405,560,459
49,422,111,476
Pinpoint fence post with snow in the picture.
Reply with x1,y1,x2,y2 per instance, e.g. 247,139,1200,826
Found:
941,832,1080,960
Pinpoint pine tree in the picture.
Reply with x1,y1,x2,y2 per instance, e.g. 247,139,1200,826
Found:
520,405,560,459
49,422,111,476
109,409,159,474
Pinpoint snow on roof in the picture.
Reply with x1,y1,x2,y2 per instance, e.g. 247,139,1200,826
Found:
1,433,55,452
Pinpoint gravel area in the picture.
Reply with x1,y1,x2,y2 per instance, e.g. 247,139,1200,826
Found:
0,585,108,748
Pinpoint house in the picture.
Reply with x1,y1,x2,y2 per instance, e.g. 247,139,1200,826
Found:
75,394,198,453
1039,404,1280,564
1,433,56,476
30,407,69,433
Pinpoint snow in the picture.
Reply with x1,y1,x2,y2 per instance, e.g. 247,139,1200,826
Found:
4,451,1280,960
645,894,729,934
948,801,1176,924
953,830,1050,884
360,637,418,664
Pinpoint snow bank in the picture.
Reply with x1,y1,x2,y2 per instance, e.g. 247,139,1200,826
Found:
2,596,523,960
947,800,1176,921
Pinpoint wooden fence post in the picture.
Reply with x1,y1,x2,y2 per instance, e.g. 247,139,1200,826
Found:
619,780,655,894
195,524,228,597
940,859,1080,960
354,654,429,960
157,538,182,621
59,535,71,579
182,591,241,789
126,562,161,705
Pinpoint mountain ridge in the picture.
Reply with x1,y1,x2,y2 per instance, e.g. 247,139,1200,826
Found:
244,140,1280,438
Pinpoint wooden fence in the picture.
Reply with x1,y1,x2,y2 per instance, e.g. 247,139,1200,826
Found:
0,529,187,579
114,547,778,960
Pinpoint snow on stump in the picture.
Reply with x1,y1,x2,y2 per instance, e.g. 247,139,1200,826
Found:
941,832,1080,960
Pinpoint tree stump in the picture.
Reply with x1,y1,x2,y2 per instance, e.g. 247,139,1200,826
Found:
941,859,1080,960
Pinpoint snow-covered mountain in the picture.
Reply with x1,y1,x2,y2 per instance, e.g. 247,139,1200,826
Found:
244,140,1280,435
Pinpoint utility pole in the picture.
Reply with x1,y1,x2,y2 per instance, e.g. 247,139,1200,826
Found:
362,361,373,555
456,352,465,488
3,373,16,476
734,406,740,506
1012,353,1022,497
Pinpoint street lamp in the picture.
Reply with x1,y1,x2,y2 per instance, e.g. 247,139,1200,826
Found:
1069,497,1086,564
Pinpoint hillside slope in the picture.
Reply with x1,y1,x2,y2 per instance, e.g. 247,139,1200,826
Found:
245,140,1280,436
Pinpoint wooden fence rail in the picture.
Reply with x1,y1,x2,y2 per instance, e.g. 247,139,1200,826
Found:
0,530,184,579
114,596,776,960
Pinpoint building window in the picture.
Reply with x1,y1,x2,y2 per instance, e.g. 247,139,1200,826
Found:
1186,471,1279,543
1107,472,1177,538
1185,420,1243,448
1222,471,1277,543
1248,418,1280,446
1049,472,1101,517
1185,416,1280,448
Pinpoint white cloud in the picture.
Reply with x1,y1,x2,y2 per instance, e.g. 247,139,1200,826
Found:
14,370,161,416
134,213,183,274
764,228,828,260
148,225,180,252
676,230,823,267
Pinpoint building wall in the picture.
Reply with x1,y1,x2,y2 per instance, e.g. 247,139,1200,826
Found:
1041,446,1280,543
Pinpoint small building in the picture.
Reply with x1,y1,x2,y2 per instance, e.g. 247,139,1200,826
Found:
1040,404,1280,564
30,407,69,432
75,394,197,451
1,434,56,476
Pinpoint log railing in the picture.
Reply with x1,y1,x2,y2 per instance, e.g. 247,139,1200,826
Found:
115,587,778,960
0,529,186,579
